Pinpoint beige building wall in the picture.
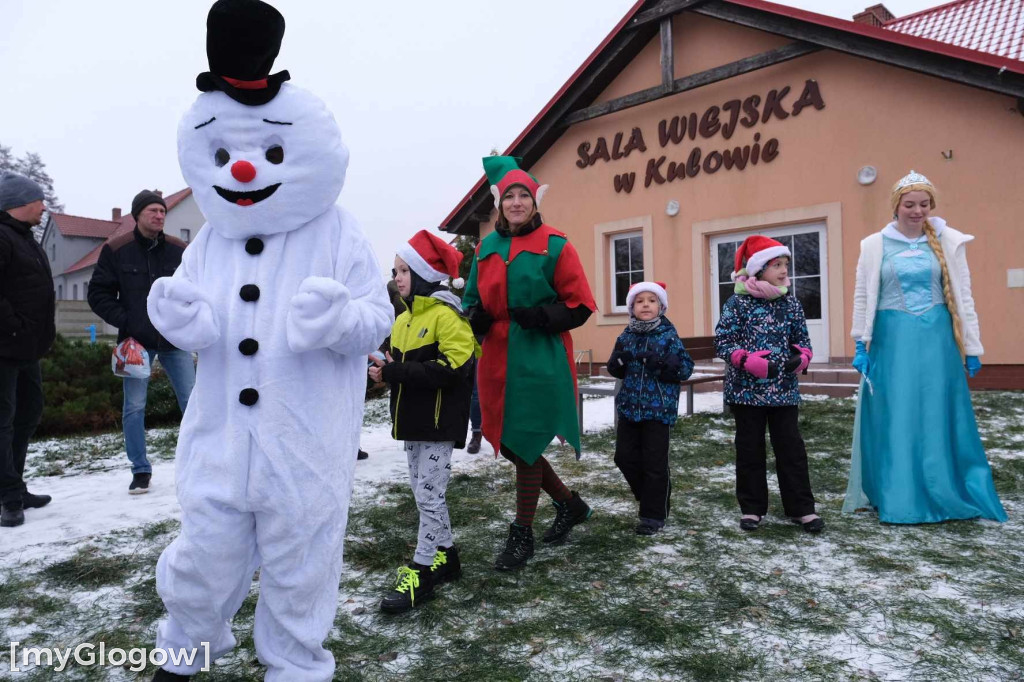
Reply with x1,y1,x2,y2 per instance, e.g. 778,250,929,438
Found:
522,13,1024,365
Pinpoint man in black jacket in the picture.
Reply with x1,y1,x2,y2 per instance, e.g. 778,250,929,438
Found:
0,174,56,528
88,190,194,495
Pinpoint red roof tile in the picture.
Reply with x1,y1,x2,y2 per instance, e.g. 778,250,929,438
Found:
884,0,1024,62
50,213,119,239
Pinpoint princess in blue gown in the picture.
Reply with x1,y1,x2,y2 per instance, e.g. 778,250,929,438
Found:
843,170,1006,524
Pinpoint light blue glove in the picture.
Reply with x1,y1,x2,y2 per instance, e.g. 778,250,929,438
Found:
852,340,871,376
966,355,982,378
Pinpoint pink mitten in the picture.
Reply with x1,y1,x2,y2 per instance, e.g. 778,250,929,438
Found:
793,345,813,374
743,350,773,379
731,349,772,379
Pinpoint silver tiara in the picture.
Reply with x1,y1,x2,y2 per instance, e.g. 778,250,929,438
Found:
894,169,933,191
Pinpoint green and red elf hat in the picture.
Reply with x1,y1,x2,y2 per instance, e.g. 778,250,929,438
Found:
482,156,549,209
396,230,465,289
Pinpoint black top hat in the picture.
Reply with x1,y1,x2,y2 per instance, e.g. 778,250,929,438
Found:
195,0,291,106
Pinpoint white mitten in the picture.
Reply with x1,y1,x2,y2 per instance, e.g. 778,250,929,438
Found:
147,277,221,351
286,276,352,353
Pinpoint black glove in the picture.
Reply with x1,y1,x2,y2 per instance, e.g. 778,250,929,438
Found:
468,306,494,336
659,353,682,381
765,361,780,379
636,349,665,373
783,351,803,374
380,361,403,384
509,306,548,330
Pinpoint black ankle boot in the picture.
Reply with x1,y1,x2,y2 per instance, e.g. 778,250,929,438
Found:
380,562,435,613
542,491,592,544
152,668,191,681
430,546,462,584
494,523,534,571
1,502,24,528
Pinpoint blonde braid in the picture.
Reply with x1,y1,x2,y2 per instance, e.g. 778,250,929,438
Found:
922,217,965,356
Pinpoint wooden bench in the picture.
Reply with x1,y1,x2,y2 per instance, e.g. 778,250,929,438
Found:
577,336,724,431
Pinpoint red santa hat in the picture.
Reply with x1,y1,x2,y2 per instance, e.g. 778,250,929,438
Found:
732,235,791,280
625,281,668,312
396,230,465,288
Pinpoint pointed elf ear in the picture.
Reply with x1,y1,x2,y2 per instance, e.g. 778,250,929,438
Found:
535,184,549,207
490,185,501,210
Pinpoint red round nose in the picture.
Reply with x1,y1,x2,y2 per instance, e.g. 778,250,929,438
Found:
231,160,257,183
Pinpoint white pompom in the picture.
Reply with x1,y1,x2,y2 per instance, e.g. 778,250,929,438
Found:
451,277,465,289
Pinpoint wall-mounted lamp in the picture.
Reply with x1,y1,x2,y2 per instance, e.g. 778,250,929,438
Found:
666,199,680,216
857,166,877,185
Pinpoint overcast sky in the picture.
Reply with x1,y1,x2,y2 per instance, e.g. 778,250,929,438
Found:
3,0,938,264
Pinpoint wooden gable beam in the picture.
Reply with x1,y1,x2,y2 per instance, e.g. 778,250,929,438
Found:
630,0,714,29
693,2,1024,98
660,18,674,88
561,42,819,126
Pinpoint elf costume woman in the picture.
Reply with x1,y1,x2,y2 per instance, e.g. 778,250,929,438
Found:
843,170,1006,524
462,156,596,571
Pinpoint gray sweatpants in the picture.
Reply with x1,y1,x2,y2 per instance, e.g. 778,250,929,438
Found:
405,440,454,565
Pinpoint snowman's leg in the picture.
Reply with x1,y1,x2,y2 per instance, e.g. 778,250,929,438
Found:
250,469,348,682
155,498,260,675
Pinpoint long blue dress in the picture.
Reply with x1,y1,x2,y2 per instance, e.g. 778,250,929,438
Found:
843,232,1006,523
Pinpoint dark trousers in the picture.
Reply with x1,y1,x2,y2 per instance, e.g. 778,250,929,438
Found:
614,419,672,521
469,361,481,432
731,404,815,517
0,359,44,506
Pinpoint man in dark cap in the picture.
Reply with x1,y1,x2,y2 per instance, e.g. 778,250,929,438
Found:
0,173,56,528
88,190,195,495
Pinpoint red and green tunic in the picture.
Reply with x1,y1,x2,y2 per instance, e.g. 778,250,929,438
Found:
462,223,596,464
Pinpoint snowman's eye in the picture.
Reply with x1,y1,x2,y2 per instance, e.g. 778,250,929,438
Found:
214,148,230,167
265,145,284,165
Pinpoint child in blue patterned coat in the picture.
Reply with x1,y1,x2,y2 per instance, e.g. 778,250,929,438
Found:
714,236,823,534
607,282,694,535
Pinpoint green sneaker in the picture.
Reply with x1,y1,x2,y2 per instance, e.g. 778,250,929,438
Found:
380,564,434,613
431,546,463,584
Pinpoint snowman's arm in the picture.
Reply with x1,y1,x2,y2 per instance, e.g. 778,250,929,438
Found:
146,231,221,351
326,214,393,356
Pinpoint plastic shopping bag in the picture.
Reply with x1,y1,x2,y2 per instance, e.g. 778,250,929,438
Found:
112,337,151,379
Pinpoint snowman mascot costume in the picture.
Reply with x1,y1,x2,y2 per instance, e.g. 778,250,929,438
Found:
146,2,392,680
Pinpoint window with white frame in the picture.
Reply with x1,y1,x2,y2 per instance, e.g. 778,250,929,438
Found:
610,232,644,313
72,284,78,300
57,284,63,299
181,228,191,243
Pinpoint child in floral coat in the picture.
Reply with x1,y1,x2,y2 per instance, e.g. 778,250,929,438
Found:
606,282,693,535
714,236,823,533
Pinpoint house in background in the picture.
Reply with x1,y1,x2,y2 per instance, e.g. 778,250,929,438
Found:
440,0,1024,389
40,188,203,336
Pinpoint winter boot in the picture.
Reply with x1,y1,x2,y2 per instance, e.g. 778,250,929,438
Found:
380,563,435,613
466,432,482,454
431,546,462,584
128,473,151,495
22,492,52,509
635,517,664,536
1,501,24,528
542,491,592,544
494,523,534,571
152,669,191,681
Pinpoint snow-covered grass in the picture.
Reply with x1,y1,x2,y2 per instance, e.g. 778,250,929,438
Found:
0,391,1022,680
